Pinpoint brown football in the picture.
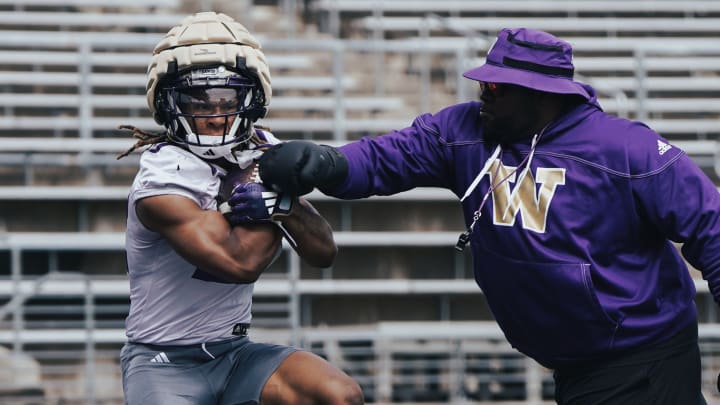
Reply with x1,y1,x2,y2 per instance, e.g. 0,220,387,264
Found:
218,162,258,202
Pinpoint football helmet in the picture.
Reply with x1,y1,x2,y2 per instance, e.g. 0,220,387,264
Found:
146,12,272,161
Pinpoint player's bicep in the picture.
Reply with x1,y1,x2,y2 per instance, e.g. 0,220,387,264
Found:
136,194,205,232
136,194,228,254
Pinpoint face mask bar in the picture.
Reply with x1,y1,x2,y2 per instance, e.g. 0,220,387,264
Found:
174,87,251,144
157,66,266,159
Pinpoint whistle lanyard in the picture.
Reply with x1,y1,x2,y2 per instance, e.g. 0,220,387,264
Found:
455,133,541,251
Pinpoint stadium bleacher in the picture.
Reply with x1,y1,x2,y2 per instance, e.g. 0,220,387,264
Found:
0,10,186,29
0,0,179,7
356,15,720,34
2,0,720,403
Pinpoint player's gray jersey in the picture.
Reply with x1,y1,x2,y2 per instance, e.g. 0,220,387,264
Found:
124,144,261,345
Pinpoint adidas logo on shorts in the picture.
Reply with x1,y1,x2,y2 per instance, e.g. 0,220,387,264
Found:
150,352,170,363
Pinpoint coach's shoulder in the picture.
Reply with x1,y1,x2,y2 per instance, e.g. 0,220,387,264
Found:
612,116,685,175
412,101,482,144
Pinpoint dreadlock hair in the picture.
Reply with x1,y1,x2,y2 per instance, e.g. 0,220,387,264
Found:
116,125,167,159
116,124,274,160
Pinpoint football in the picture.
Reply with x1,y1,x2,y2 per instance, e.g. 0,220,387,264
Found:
218,162,259,207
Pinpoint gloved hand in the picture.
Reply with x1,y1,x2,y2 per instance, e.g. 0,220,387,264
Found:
258,141,348,196
219,182,294,226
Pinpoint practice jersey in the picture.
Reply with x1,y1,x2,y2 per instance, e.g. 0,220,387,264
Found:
124,138,277,345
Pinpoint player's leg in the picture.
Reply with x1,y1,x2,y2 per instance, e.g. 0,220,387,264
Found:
260,350,364,405
218,339,363,405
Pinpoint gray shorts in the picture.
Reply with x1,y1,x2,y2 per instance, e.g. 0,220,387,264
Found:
120,336,297,405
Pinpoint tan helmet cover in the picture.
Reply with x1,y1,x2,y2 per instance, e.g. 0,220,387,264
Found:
146,12,272,125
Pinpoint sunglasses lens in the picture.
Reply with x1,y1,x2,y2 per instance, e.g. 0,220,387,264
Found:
480,82,498,97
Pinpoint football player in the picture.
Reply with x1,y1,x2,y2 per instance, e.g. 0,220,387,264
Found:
119,11,363,405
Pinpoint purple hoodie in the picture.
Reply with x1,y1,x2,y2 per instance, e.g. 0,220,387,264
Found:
330,85,720,368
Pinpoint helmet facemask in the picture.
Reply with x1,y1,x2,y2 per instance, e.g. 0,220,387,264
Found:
157,64,266,161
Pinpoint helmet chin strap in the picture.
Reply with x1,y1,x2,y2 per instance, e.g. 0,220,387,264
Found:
176,114,249,162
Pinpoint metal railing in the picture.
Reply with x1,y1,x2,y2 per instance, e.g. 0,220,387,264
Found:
2,31,719,141
1,271,102,404
0,230,719,403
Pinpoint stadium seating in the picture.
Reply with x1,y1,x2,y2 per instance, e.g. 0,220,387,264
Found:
0,137,716,185
0,30,412,140
0,0,179,7
3,0,720,403
313,0,720,15
0,11,186,29
312,0,720,38
355,16,720,35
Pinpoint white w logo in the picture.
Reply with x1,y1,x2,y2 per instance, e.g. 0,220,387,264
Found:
488,160,565,233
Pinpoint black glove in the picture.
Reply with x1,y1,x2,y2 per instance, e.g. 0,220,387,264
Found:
258,141,348,196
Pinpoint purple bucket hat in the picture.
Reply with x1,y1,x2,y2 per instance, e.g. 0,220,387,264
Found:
463,27,590,100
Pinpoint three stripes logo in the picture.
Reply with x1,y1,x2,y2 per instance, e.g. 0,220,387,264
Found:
150,352,170,363
657,140,672,156
263,192,278,214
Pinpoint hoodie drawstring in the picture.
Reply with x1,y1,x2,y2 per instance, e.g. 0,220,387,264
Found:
455,131,544,252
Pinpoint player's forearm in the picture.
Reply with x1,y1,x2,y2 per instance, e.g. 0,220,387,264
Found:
277,198,337,268
222,224,283,282
184,218,281,284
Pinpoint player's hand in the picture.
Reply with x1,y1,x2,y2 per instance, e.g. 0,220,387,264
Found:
219,182,294,226
258,141,348,196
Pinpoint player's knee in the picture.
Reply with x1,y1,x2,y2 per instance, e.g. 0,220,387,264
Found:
322,375,364,405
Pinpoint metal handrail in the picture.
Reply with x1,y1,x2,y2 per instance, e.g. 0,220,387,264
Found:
0,271,98,404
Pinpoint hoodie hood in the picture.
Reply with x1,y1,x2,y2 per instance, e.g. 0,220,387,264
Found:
533,83,603,143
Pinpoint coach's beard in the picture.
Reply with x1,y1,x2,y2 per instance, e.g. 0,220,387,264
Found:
481,113,538,145
481,113,513,144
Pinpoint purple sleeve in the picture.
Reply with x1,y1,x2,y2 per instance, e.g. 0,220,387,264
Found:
633,154,720,301
330,113,453,198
